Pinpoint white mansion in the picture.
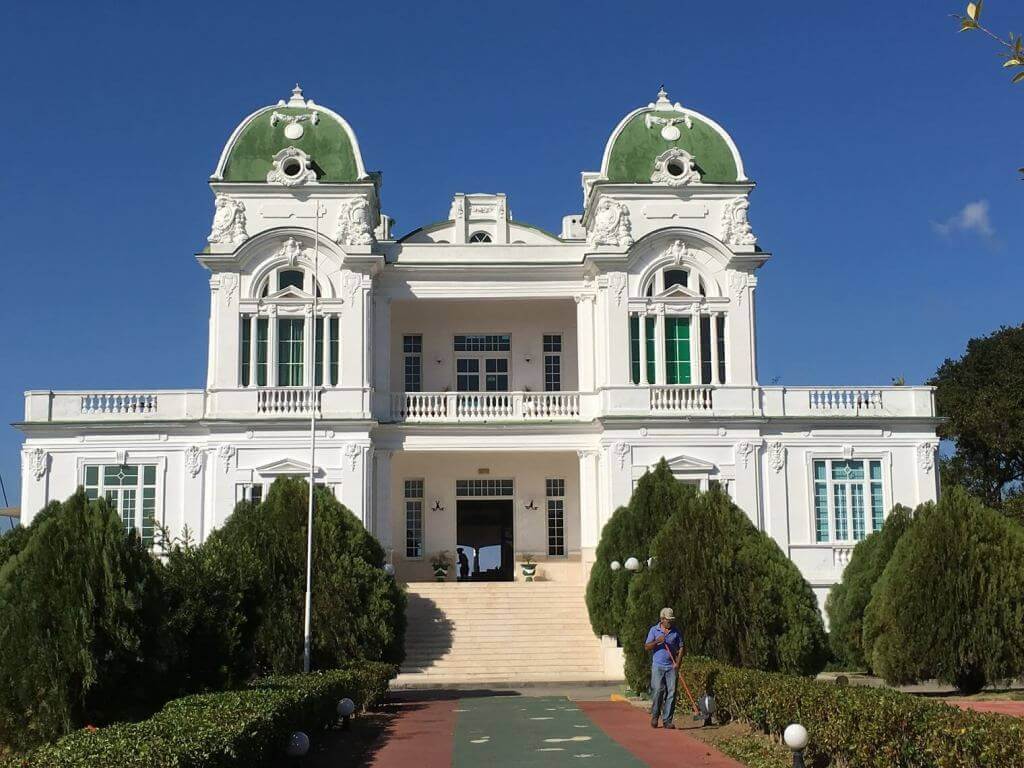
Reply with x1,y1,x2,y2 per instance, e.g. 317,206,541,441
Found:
17,86,940,607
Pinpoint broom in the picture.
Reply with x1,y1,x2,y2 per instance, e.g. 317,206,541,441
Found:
665,641,700,716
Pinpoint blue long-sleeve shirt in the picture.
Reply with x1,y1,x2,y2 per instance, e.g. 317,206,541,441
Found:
646,623,683,667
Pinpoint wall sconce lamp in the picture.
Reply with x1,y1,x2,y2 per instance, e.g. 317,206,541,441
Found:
524,500,538,511
430,500,445,513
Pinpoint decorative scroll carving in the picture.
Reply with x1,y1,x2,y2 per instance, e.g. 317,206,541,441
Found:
221,273,238,304
334,198,375,246
277,237,304,266
587,199,633,248
665,239,690,265
342,271,362,299
734,440,754,469
184,446,203,478
609,273,626,307
271,110,319,140
344,442,362,471
208,194,248,245
612,441,631,470
644,112,693,141
217,444,236,474
729,272,749,306
650,148,702,186
721,197,757,247
767,441,786,473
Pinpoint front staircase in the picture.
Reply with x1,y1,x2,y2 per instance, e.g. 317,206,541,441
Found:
393,582,620,688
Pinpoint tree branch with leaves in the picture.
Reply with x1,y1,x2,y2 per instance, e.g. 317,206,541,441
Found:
955,2,1024,83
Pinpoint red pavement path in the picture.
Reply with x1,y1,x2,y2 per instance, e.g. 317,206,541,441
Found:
578,701,745,768
950,700,1024,718
367,699,457,768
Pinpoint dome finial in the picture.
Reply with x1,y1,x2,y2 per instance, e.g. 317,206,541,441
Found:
648,85,685,113
288,83,306,107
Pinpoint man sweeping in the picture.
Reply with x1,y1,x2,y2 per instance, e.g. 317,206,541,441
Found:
644,607,683,729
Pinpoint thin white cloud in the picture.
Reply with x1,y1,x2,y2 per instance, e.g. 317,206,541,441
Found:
931,200,995,240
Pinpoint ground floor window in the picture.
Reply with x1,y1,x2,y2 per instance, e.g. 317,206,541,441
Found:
813,459,884,543
546,478,565,556
235,483,263,505
84,464,158,546
405,479,424,558
456,479,514,497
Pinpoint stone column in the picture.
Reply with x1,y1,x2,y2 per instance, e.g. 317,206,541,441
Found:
637,312,649,385
654,306,667,385
691,306,702,385
710,312,721,385
577,449,600,551
373,449,394,550
266,307,279,386
248,314,258,387
575,294,595,392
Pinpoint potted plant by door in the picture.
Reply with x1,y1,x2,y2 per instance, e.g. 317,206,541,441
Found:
431,550,452,582
520,553,538,582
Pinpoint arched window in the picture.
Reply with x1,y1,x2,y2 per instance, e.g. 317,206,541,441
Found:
644,267,707,297
258,268,323,298
278,269,304,291
469,231,492,243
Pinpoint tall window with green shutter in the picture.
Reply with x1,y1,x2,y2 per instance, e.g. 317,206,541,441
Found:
256,318,268,386
277,318,304,386
813,459,886,543
664,317,691,384
84,464,158,546
629,316,658,384
240,317,251,387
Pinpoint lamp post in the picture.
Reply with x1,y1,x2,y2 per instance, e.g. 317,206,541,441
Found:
783,723,808,768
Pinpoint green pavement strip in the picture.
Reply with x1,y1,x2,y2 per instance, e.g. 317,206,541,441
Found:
452,696,647,767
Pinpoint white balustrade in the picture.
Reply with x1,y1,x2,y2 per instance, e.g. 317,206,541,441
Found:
257,388,321,415
455,393,515,420
808,388,883,412
81,392,158,415
649,386,715,413
832,546,854,568
392,392,449,421
523,392,581,420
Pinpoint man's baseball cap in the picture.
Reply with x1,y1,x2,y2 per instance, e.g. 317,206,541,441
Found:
660,607,675,620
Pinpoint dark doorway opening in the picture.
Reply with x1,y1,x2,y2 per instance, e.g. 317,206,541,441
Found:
456,499,514,581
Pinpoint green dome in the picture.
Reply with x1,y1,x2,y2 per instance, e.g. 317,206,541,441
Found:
603,91,744,184
216,88,365,183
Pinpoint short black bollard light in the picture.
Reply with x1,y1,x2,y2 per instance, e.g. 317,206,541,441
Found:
784,723,808,768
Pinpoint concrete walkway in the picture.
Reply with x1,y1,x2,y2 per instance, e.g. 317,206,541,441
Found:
358,693,743,767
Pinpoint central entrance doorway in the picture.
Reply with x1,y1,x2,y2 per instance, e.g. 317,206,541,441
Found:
456,499,514,581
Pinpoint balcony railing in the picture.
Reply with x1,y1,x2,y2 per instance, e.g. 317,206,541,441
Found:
650,385,714,413
807,388,883,413
391,391,582,423
81,392,159,415
256,387,321,415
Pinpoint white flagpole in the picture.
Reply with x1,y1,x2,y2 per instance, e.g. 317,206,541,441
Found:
303,200,319,673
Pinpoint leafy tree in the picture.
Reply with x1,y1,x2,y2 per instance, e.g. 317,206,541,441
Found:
0,500,61,569
931,324,1024,512
0,490,161,749
863,487,1024,694
206,477,406,674
585,460,688,638
620,487,827,694
825,505,914,670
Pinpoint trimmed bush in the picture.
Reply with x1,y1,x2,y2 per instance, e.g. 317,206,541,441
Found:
621,486,827,693
0,491,163,750
207,477,406,673
8,662,396,768
680,655,1024,768
863,487,1024,693
585,460,688,638
824,504,914,670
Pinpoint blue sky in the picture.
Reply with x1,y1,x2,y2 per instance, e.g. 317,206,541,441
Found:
1,0,1021,509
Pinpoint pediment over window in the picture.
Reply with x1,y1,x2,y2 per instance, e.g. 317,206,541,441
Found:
655,284,702,300
663,454,716,472
264,285,313,302
255,458,324,478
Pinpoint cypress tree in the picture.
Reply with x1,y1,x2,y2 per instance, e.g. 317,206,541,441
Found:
863,487,1024,693
585,459,688,638
825,504,914,670
0,490,160,749
621,486,827,693
207,477,406,673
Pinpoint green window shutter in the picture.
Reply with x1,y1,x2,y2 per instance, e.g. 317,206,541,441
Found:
240,317,251,387
645,317,657,384
256,319,268,386
329,317,340,386
314,318,324,386
629,316,640,384
664,317,691,385
277,319,305,386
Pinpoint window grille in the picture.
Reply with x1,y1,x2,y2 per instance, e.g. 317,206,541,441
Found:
455,479,514,497
84,464,158,546
812,459,884,543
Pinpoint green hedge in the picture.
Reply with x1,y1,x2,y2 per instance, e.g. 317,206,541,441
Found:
5,662,395,768
680,656,1024,767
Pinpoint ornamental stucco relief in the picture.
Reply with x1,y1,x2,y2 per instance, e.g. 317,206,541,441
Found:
650,148,702,186
734,440,754,469
277,237,305,267
721,197,757,247
767,441,786,473
917,443,937,474
344,442,362,471
208,194,248,245
221,273,238,305
217,444,236,474
184,445,203,478
334,198,375,247
609,273,626,307
587,199,633,248
644,112,693,141
729,272,749,306
27,448,48,481
612,441,631,470
267,146,317,187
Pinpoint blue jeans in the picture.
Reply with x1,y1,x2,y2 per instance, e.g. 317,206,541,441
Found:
650,664,677,725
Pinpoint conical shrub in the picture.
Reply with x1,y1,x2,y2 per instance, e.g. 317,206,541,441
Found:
863,487,1024,693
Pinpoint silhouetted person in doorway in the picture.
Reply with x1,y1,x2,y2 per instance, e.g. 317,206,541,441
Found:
457,547,470,580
